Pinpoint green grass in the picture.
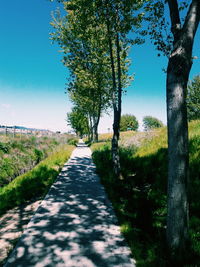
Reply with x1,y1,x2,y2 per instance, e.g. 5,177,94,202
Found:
91,120,200,266
0,144,74,214
98,130,137,143
0,134,76,187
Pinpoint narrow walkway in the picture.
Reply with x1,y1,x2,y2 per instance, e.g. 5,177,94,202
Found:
5,141,135,267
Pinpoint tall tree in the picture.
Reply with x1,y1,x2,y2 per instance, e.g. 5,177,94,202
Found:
67,107,89,137
145,0,200,261
97,0,144,177
51,0,141,171
51,2,111,142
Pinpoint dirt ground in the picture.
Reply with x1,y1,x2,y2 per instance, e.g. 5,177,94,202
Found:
0,199,41,266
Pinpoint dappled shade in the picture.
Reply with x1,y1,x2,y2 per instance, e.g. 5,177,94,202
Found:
5,144,135,266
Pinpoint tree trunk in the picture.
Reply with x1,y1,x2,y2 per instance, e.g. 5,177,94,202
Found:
88,114,93,142
93,87,103,143
166,43,192,262
92,115,98,143
112,107,121,177
166,1,200,261
106,14,121,177
93,108,101,143
112,32,122,179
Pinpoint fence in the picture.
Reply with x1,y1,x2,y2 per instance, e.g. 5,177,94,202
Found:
0,125,55,138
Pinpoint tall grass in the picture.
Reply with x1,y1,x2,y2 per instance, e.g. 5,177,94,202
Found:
0,135,75,187
0,144,74,214
92,120,200,266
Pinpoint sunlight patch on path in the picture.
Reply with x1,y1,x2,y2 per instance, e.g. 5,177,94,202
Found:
4,141,135,267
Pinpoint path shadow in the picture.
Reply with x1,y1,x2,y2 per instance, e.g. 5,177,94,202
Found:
0,200,41,266
5,148,134,267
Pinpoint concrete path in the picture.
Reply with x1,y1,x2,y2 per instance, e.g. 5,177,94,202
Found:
4,141,135,267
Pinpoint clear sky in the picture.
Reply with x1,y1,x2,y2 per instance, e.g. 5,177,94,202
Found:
0,1,200,132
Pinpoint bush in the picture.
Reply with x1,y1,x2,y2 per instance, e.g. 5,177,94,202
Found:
34,149,44,164
67,137,78,146
0,142,10,153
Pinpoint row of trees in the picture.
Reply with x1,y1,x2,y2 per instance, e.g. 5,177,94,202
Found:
119,114,163,132
51,0,200,263
67,73,200,135
51,0,144,178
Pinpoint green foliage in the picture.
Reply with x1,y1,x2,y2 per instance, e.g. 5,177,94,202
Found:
143,116,164,131
187,75,200,121
51,2,113,141
120,114,139,132
0,142,10,153
67,108,89,137
34,149,44,164
92,120,200,265
51,0,145,143
0,145,74,214
67,137,78,146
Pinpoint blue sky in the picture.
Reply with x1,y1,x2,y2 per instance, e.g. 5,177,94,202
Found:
0,1,200,132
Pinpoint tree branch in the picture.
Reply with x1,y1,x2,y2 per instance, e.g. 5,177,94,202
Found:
183,0,200,40
167,0,181,41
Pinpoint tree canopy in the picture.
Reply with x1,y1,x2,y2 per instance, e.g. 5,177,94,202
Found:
67,107,89,137
51,1,113,141
143,116,164,131
51,0,144,173
187,75,200,121
120,114,139,132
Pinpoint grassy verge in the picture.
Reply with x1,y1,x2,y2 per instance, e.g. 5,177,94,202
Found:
0,144,74,215
91,120,200,266
0,134,77,187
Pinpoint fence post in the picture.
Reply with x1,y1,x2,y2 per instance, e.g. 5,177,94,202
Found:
13,126,16,138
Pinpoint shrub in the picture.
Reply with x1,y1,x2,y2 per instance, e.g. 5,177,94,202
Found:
34,149,44,163
67,137,78,146
0,142,10,153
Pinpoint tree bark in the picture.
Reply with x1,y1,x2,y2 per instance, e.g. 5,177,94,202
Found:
106,11,121,177
88,114,93,142
166,0,200,261
166,50,191,261
93,104,101,143
112,32,122,178
92,116,98,143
